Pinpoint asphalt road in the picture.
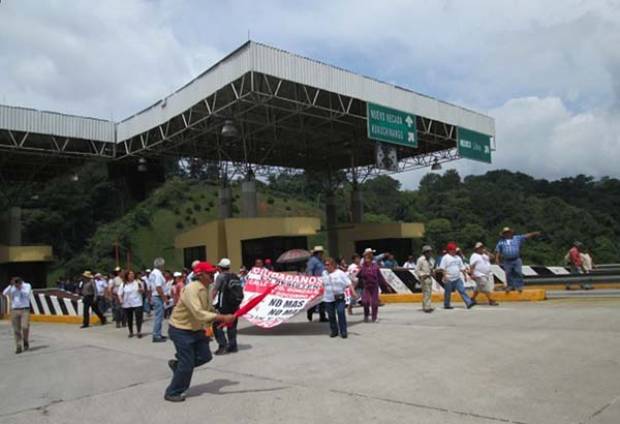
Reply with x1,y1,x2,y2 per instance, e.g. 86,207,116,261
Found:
1,299,619,424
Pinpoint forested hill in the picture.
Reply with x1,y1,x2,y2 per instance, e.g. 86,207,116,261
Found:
268,170,620,265
4,165,619,279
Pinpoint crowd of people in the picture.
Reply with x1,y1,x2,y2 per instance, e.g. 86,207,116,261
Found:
3,226,601,401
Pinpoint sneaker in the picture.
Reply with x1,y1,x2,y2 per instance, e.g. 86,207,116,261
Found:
101,318,107,325
467,301,477,309
423,308,434,313
214,347,228,355
116,323,121,328
128,333,134,338
330,333,338,338
319,317,329,323
226,347,238,353
137,333,143,339
168,359,178,372
444,306,454,310
340,334,348,339
24,342,30,351
164,394,186,402
15,346,22,354
152,337,167,343
489,301,499,306
363,316,370,323
80,325,89,328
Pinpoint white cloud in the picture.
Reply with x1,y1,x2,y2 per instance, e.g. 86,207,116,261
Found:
397,96,620,189
1,0,620,185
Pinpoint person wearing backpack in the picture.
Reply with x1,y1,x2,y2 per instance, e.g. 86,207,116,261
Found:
211,258,244,355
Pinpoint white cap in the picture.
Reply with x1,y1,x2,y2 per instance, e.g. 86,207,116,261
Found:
173,271,182,278
145,269,152,273
217,258,231,268
475,242,484,249
363,248,376,256
312,245,324,253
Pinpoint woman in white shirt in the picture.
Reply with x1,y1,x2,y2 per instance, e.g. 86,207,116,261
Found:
323,257,356,338
117,270,145,338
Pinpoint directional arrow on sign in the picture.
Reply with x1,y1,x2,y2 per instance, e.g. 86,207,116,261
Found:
405,115,414,128
408,132,415,142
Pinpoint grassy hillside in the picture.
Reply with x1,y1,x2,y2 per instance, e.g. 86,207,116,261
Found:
49,177,323,283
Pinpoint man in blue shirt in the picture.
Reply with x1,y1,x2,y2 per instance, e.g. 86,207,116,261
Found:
306,245,328,322
495,227,541,293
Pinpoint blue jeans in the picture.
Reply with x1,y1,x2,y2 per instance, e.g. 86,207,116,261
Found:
325,298,347,336
152,296,165,339
165,326,212,397
214,318,238,351
444,278,473,307
503,258,523,290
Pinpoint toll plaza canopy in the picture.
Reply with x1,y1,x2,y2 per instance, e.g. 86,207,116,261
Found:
0,41,495,180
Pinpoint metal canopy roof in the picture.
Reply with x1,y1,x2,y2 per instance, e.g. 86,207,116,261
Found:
0,41,495,179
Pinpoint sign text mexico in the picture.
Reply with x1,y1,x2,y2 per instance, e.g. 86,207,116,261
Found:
458,127,492,163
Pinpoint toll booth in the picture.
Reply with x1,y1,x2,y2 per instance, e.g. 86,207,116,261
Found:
175,217,321,270
336,222,425,264
0,245,53,289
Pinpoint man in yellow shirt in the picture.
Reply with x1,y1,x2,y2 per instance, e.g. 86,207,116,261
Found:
164,261,235,402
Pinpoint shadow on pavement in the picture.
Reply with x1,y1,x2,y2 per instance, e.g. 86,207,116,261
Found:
237,320,363,336
25,345,50,352
187,378,288,397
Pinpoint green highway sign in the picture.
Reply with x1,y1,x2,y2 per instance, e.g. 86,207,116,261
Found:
367,102,417,148
457,127,492,163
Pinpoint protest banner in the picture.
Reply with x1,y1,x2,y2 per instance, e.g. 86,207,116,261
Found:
239,267,324,328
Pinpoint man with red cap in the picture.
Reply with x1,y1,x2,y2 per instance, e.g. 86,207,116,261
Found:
438,242,475,310
164,261,236,402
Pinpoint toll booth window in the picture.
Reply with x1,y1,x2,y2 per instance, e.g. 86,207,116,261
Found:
183,246,206,269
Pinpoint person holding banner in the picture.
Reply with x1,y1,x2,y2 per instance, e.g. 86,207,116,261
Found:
323,258,357,338
164,261,236,402
358,248,385,322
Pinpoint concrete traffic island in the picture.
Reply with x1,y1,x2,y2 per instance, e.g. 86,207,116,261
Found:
381,289,547,303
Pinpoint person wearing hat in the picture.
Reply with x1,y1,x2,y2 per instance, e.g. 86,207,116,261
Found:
495,227,541,293
3,277,32,354
108,266,126,328
306,246,328,322
80,271,107,328
415,245,436,313
358,248,385,322
469,242,498,306
211,258,241,355
94,272,109,316
438,243,475,309
171,271,185,306
164,261,236,402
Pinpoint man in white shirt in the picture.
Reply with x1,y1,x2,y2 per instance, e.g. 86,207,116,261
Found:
346,253,361,315
149,258,169,342
469,242,498,306
3,277,32,354
438,242,475,310
94,273,109,314
403,255,417,269
109,267,126,327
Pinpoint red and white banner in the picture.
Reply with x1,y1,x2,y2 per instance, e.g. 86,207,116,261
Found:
239,267,324,328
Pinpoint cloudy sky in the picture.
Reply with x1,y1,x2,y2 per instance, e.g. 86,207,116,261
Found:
1,0,619,188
